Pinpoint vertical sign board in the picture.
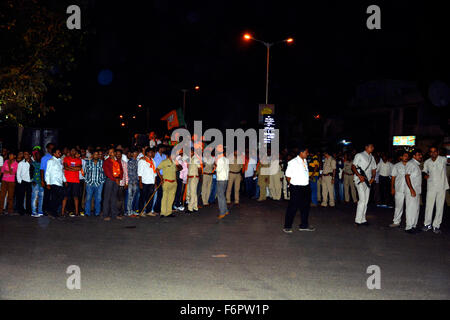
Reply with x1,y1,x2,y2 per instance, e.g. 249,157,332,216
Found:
263,114,276,144
259,104,275,124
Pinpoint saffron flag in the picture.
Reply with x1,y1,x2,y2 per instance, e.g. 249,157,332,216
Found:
160,108,185,130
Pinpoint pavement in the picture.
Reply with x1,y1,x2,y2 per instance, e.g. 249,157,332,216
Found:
0,199,449,300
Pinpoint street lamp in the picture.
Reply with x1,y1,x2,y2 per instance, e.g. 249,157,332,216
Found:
243,33,294,104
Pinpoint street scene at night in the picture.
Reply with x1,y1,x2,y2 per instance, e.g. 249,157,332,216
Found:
0,0,449,308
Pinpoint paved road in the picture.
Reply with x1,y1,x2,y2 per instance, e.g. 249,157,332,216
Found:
1,199,449,300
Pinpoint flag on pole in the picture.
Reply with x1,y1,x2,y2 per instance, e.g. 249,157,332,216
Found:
160,108,185,130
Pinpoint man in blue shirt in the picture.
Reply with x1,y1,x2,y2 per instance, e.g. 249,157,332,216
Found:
151,145,166,213
40,143,55,215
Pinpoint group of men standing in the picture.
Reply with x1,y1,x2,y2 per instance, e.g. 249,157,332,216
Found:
282,143,449,235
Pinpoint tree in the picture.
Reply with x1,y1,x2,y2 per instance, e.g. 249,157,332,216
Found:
0,0,87,126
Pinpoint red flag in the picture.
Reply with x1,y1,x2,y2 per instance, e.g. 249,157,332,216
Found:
160,110,179,130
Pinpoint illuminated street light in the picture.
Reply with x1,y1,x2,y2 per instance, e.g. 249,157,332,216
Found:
121,122,126,127
242,32,294,104
119,114,123,119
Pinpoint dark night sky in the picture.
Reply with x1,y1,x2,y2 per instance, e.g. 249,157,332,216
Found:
55,0,449,146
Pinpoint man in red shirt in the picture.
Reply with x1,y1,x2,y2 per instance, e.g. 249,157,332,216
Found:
102,148,123,221
62,148,82,217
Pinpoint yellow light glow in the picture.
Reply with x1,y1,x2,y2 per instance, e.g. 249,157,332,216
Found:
243,34,251,40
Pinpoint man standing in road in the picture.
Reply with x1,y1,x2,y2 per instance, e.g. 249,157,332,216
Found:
404,149,423,234
283,146,315,233
421,146,449,234
351,143,377,226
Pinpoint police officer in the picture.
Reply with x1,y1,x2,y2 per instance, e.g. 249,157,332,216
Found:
389,151,409,228
321,151,336,207
156,148,179,217
351,143,377,226
186,148,202,213
256,155,270,202
201,151,215,207
226,150,243,205
421,146,449,234
269,158,283,201
404,149,423,233
343,153,357,203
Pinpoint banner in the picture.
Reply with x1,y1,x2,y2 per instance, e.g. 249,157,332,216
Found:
258,104,275,124
161,108,185,130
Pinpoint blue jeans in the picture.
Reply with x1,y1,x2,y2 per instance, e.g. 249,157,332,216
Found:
31,183,44,214
126,183,138,214
310,180,318,205
244,177,256,198
216,180,228,215
208,176,217,204
85,183,103,216
255,178,260,199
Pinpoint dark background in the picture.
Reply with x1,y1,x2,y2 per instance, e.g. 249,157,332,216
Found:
35,0,450,148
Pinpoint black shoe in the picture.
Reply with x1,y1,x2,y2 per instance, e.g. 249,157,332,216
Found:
168,213,177,218
361,222,369,226
405,228,416,234
187,210,194,214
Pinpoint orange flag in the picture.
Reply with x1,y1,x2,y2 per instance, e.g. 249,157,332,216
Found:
160,110,179,130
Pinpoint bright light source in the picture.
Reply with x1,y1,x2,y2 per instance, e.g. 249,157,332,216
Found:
286,38,294,43
132,115,136,119
243,33,252,40
194,85,200,90
119,115,123,119
121,122,125,127
314,114,321,119
138,104,142,108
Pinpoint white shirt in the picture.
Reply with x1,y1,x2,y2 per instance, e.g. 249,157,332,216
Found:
377,160,393,177
285,156,309,186
391,162,407,193
405,158,422,194
215,155,229,181
244,158,257,178
423,156,449,192
16,159,31,183
45,157,66,186
353,151,377,183
0,155,4,167
137,158,156,184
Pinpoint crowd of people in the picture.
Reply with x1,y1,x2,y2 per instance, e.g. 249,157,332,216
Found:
0,132,449,235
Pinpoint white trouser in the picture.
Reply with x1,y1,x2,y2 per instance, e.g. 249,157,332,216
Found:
355,183,370,224
393,191,405,225
405,191,420,230
424,189,446,229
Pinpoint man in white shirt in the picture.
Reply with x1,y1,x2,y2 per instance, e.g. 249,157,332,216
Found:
283,146,315,233
389,151,409,227
16,151,32,215
421,146,449,234
45,149,66,218
404,149,423,234
377,154,393,207
215,144,229,219
351,143,377,226
138,147,157,216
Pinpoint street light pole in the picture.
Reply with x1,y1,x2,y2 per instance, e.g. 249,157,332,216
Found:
181,89,188,116
243,34,293,105
265,44,270,105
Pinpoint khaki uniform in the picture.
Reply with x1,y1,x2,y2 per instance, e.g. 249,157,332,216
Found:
201,161,214,205
321,156,336,207
187,155,201,211
157,158,177,216
269,161,283,200
343,160,357,203
257,162,270,201
226,156,243,204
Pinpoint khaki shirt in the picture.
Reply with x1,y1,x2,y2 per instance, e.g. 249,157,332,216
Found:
203,162,214,174
257,163,270,177
228,156,243,174
323,157,336,174
343,161,353,175
157,158,177,181
188,155,201,176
